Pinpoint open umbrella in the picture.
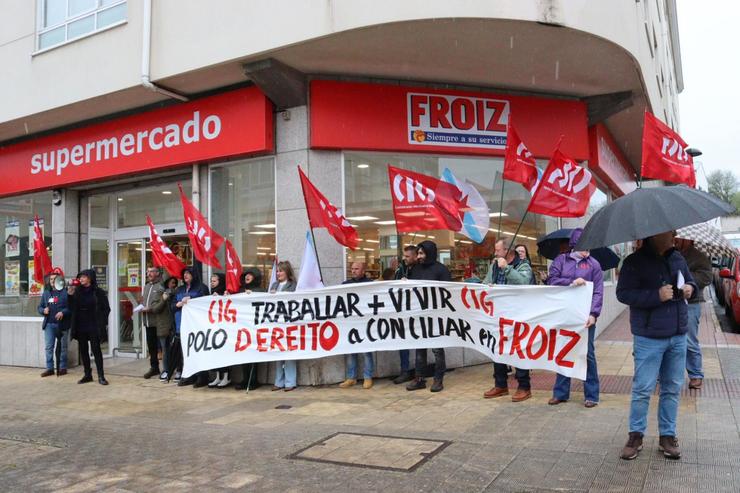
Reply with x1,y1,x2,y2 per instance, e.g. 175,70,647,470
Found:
676,222,738,258
576,185,734,250
537,229,620,270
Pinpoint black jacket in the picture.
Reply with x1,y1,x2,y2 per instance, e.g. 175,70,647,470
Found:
408,241,452,281
343,276,372,284
241,268,266,293
69,269,111,340
210,273,227,296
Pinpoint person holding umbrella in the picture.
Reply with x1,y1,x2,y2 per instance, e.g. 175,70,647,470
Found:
617,231,696,460
546,228,603,408
674,237,712,390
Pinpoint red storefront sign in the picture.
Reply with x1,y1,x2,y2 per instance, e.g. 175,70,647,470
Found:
310,80,589,160
0,86,273,197
588,124,637,197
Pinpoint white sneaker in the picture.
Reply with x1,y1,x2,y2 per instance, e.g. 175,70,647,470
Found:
216,375,231,388
173,371,181,381
159,371,168,381
208,373,222,388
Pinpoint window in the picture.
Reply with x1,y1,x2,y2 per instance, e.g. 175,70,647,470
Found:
210,158,276,288
116,184,191,229
37,0,127,51
0,192,53,316
344,152,559,282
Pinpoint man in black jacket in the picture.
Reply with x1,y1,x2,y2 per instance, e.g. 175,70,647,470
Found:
393,245,418,384
406,240,451,393
339,262,376,389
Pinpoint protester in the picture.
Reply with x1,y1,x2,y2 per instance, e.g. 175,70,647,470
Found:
674,237,712,389
271,261,297,391
158,276,179,381
173,266,208,386
406,240,451,392
617,231,696,460
205,273,231,389
393,245,418,384
514,243,538,284
68,269,111,385
235,268,264,391
546,228,604,408
141,267,167,379
38,267,70,377
339,262,375,389
381,268,395,280
483,239,534,402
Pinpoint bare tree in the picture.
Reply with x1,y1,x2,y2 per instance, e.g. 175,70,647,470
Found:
707,170,739,210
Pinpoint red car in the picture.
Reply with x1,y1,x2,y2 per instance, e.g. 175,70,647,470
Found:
720,254,740,328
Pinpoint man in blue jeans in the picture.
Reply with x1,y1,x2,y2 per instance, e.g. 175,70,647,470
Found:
339,262,375,389
674,237,712,390
617,230,697,460
393,245,418,384
38,267,71,377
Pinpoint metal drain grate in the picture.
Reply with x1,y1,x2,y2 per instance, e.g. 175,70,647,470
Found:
288,432,450,472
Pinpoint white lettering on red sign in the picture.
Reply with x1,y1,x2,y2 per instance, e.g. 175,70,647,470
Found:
30,111,222,177
407,93,509,149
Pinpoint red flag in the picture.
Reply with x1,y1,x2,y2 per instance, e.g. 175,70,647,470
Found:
178,184,224,268
388,166,468,233
146,215,186,278
224,240,242,294
32,215,52,284
527,147,595,218
641,111,696,187
503,122,538,190
298,166,359,249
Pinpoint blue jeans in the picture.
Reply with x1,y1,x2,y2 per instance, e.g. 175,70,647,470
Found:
346,352,374,379
44,324,68,370
553,325,599,402
274,360,297,388
629,334,687,436
399,349,410,372
685,303,703,379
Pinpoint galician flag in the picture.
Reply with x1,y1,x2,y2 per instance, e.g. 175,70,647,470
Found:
296,231,324,291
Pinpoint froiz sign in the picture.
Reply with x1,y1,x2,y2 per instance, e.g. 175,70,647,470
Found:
407,92,510,149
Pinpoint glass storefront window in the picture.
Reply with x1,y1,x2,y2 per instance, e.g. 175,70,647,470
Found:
210,158,276,287
116,183,191,228
0,192,53,316
344,152,559,282
89,195,110,229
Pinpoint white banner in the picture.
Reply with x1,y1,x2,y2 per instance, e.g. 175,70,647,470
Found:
181,280,593,380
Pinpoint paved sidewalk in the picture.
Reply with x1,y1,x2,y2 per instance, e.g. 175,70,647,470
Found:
2,301,740,492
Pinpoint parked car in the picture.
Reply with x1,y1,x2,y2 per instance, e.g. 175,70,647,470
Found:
720,254,740,328
713,255,732,306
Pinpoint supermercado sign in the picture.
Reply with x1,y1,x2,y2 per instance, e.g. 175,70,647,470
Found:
181,280,593,380
310,80,589,160
0,86,273,197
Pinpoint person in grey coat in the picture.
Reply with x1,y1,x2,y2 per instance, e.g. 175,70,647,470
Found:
270,261,298,391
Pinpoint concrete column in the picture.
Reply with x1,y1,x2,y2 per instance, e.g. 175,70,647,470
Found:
52,190,80,276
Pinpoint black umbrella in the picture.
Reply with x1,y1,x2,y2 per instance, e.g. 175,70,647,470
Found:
537,229,620,270
576,185,734,250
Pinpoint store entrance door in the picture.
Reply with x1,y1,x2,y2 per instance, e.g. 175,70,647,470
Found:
113,233,191,357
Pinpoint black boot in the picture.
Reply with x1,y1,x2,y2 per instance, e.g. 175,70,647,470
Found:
98,375,109,385
393,371,413,384
78,374,93,384
406,377,426,391
178,375,196,387
430,378,444,393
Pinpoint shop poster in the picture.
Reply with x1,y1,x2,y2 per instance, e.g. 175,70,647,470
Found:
93,265,108,291
127,264,140,287
28,260,44,297
5,220,20,258
4,260,20,295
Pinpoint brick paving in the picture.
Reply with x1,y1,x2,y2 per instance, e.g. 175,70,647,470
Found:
2,300,740,492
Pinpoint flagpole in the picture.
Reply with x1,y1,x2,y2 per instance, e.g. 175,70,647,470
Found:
506,210,529,257
308,227,324,283
497,177,506,235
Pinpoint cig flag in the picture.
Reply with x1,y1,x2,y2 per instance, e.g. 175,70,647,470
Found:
641,111,696,187
224,240,242,294
146,215,186,278
527,147,595,218
32,215,52,284
178,184,224,269
503,122,539,190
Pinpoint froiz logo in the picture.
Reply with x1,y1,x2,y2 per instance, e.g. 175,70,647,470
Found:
546,161,591,193
319,199,351,227
392,174,436,203
661,137,690,162
186,218,214,251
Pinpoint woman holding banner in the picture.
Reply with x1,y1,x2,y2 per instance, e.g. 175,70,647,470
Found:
173,267,208,386
235,268,265,391
204,273,231,389
546,228,603,408
270,261,297,391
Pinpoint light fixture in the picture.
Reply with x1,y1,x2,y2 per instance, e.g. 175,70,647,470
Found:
489,212,508,217
256,247,271,251
248,231,273,235
254,224,276,229
346,216,378,221
256,252,267,256
117,197,123,202
357,163,370,169
228,182,234,187
362,247,374,251
500,231,515,236
162,190,172,195
426,235,435,239
270,252,276,255
373,220,396,225
364,239,380,244
488,228,500,232
459,240,473,244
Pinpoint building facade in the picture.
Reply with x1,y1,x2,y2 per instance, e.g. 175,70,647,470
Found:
0,0,684,383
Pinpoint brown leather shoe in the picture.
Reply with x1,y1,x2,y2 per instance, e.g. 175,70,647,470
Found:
620,432,643,460
483,387,509,399
511,388,531,402
40,369,54,378
548,397,567,405
271,385,283,391
659,435,681,459
57,369,67,376
688,378,703,389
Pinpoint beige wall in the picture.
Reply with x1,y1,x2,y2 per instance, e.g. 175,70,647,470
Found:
1,0,681,130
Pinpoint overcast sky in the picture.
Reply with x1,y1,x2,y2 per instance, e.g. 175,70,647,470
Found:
677,0,740,189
